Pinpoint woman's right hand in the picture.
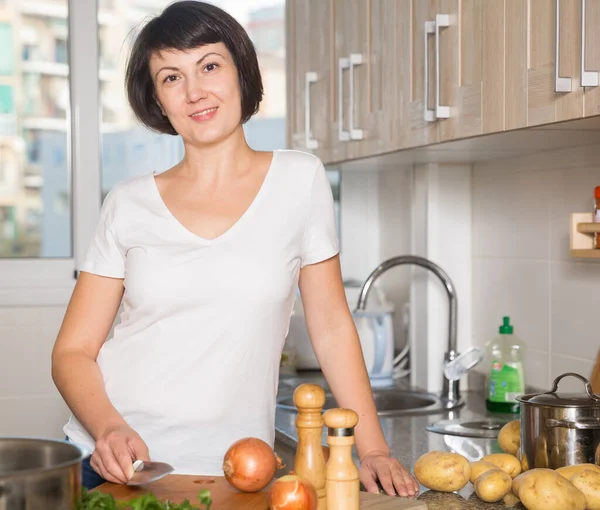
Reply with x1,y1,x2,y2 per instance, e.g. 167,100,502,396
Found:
91,424,150,484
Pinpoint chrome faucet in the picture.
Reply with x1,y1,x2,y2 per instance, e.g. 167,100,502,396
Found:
355,255,461,405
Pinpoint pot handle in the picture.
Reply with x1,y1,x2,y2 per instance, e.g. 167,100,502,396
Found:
544,372,600,402
546,418,600,430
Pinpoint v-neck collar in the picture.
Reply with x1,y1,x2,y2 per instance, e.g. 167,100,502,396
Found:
149,150,278,246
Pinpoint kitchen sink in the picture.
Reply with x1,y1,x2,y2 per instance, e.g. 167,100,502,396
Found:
276,388,463,416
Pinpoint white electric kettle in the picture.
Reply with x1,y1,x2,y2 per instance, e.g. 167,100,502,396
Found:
286,281,396,388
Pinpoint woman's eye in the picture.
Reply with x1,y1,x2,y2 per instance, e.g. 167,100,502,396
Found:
204,62,219,72
163,75,178,83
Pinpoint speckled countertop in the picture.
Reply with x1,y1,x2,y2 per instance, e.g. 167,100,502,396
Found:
275,371,525,509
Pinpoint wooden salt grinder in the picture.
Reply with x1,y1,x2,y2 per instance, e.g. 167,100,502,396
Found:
293,384,327,510
323,408,359,510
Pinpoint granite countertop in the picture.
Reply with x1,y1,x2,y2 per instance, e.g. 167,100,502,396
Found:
275,371,524,510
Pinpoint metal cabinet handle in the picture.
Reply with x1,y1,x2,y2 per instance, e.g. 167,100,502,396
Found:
348,53,364,140
305,72,319,149
581,0,599,87
555,0,573,92
424,21,436,122
338,57,350,142
435,14,450,118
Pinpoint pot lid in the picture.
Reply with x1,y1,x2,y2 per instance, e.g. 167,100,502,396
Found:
520,372,600,408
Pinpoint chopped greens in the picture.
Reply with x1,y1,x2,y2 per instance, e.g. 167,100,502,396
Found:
77,488,212,510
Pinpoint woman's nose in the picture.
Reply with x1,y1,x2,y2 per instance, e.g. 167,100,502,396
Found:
185,78,206,103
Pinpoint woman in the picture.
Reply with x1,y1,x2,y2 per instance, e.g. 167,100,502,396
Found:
51,0,419,498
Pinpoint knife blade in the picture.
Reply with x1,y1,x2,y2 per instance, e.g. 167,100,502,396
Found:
127,459,174,486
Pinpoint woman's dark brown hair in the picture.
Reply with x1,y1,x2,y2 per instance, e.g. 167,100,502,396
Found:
125,0,263,135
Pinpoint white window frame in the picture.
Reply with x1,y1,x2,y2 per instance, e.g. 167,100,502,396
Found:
0,0,100,306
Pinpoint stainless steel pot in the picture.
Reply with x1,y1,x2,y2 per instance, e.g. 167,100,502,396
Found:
0,437,86,510
517,372,600,469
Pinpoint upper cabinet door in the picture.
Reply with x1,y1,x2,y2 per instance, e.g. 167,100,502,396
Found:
286,0,334,162
436,0,483,142
404,0,440,148
527,0,584,126
583,0,600,116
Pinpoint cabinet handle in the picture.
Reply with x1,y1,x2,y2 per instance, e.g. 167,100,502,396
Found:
581,0,599,87
305,72,319,149
338,57,350,142
555,0,572,92
348,53,364,140
424,21,436,122
435,14,450,118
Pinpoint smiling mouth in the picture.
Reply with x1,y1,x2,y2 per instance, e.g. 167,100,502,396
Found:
191,107,218,118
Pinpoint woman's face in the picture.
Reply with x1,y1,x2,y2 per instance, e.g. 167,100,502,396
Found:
150,42,243,146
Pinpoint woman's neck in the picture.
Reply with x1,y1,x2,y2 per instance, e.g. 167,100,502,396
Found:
177,127,258,181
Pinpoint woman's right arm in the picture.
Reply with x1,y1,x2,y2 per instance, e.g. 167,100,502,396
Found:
51,271,149,484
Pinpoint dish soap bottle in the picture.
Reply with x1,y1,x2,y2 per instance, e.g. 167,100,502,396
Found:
485,317,526,414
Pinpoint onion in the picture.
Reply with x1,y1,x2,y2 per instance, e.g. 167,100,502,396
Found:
268,474,318,510
222,437,284,492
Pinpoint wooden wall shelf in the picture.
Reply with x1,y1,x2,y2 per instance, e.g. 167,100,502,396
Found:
570,213,600,259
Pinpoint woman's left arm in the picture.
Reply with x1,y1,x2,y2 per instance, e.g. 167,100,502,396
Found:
298,255,419,497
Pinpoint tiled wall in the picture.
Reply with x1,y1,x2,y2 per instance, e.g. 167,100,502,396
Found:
471,144,600,393
0,306,71,438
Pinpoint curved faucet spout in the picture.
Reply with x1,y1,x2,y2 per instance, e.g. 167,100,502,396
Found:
355,255,461,404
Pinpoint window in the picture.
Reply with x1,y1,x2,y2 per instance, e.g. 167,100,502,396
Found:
0,2,70,258
0,24,13,75
98,1,185,195
0,85,13,114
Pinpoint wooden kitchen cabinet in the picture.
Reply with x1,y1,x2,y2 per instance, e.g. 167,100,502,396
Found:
286,0,391,165
285,0,600,165
487,0,600,132
437,0,483,142
285,0,334,162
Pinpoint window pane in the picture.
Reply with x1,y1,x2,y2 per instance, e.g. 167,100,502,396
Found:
0,1,71,258
99,0,185,199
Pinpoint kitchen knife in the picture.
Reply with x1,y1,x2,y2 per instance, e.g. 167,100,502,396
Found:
126,459,174,486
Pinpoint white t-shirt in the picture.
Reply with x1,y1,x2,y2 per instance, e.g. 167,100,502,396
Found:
63,149,339,475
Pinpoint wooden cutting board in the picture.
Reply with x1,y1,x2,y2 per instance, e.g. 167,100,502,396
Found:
95,474,427,509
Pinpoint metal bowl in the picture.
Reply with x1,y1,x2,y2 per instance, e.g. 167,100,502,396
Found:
0,437,87,510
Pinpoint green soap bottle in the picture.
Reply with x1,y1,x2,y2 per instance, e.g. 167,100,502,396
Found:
485,317,526,414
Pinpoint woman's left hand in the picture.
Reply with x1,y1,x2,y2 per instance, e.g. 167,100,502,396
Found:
359,451,420,498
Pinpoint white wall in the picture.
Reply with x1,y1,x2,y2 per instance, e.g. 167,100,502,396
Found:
0,306,71,438
338,165,413,352
471,144,600,393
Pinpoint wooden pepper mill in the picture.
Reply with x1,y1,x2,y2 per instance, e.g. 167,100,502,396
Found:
323,408,359,510
293,384,327,510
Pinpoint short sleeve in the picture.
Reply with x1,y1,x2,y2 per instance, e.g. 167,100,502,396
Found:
300,159,340,267
79,188,126,278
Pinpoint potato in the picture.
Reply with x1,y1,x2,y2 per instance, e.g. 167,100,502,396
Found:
414,451,471,492
519,447,530,472
557,463,600,480
570,470,600,510
502,491,521,507
514,468,586,510
497,420,520,455
481,453,522,478
474,468,513,503
469,460,498,484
